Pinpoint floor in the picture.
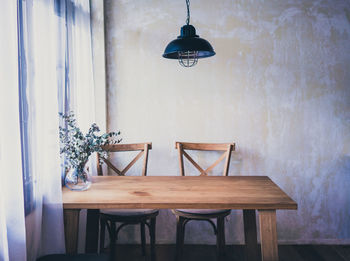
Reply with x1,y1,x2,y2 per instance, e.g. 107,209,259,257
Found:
110,244,350,261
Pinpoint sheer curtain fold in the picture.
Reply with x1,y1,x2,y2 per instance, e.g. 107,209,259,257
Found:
67,0,96,131
26,0,65,259
0,0,97,260
28,0,96,258
66,0,97,180
66,0,97,251
0,1,27,260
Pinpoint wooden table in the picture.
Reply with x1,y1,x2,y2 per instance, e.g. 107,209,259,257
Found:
63,176,297,261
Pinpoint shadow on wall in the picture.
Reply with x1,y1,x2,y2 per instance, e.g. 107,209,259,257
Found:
276,155,350,243
325,156,350,239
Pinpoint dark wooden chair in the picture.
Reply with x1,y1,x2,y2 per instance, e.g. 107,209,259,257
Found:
173,142,235,261
97,143,158,261
37,254,108,261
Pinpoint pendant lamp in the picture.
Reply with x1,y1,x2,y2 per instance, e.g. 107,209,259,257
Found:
162,0,215,67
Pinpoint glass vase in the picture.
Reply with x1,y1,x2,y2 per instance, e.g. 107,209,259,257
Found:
65,162,92,191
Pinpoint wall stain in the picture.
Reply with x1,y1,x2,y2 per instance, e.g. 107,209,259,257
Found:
104,0,350,244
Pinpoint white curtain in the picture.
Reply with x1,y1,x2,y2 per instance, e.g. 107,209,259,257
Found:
65,0,97,251
0,0,97,260
25,0,66,259
66,0,96,131
0,1,27,260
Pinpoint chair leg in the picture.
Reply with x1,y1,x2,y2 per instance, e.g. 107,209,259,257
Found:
150,217,157,261
175,216,185,261
110,221,117,261
140,222,146,256
216,217,226,260
99,218,106,253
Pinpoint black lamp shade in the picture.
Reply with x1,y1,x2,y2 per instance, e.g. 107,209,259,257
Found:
163,25,215,59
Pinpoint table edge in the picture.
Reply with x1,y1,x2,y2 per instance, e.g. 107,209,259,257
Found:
63,203,298,210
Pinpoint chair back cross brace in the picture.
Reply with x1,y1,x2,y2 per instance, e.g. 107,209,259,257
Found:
173,142,235,260
97,143,152,176
175,142,235,176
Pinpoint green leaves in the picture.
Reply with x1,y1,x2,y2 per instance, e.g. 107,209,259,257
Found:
59,112,121,170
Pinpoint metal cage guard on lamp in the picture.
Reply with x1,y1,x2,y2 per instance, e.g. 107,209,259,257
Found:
162,0,215,67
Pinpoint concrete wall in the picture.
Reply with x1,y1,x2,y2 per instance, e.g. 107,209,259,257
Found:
104,0,350,244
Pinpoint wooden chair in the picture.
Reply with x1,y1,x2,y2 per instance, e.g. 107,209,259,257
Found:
37,254,108,261
173,142,235,261
97,143,158,261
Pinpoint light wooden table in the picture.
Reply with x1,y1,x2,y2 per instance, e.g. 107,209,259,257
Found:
62,176,297,261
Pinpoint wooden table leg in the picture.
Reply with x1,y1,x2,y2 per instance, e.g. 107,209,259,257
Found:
243,209,259,261
64,209,81,254
258,210,278,261
85,209,100,253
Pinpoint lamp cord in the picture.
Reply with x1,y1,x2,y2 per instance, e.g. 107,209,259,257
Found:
186,0,190,25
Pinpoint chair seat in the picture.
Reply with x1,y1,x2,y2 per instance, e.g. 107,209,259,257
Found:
176,209,231,215
100,208,158,216
37,254,108,261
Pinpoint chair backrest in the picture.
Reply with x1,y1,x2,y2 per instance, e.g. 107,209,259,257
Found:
97,143,152,176
175,142,235,176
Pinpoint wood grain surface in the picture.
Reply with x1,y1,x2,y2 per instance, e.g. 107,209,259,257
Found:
62,176,297,210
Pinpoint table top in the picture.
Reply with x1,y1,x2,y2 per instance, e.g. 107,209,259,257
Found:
62,176,297,210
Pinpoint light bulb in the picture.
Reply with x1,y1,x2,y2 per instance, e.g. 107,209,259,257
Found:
178,51,198,67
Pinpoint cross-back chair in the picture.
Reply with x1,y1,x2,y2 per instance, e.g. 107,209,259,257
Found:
97,143,158,261
173,142,235,261
37,254,108,261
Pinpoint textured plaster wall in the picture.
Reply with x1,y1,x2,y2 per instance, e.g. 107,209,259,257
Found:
104,0,350,244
